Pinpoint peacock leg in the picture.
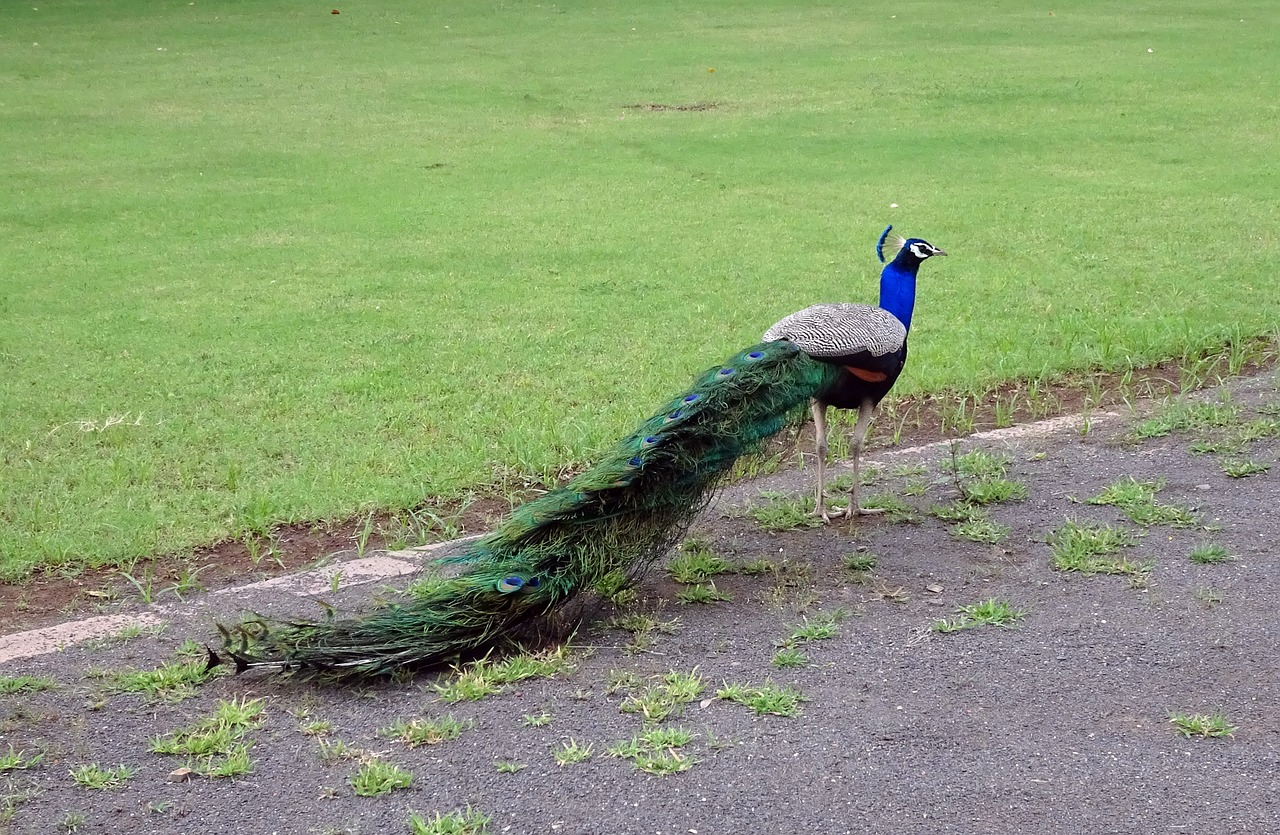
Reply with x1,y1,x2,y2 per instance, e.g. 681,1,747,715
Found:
847,401,884,517
809,400,834,522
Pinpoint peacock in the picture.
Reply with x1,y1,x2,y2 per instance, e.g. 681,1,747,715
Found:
765,226,946,520
215,226,945,677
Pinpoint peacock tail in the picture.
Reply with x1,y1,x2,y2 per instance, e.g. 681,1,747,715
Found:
219,339,841,677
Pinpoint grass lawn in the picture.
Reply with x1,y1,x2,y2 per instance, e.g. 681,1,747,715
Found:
1,0,1278,580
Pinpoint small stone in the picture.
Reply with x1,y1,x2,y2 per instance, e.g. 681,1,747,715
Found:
926,598,947,606
168,767,194,782
926,583,944,594
1196,484,1211,491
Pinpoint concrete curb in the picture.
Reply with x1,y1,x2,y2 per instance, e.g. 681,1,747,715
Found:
0,412,1116,665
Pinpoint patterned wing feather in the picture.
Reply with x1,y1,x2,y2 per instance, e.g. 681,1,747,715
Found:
762,303,906,359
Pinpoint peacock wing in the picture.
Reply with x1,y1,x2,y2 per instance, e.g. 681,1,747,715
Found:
762,303,906,360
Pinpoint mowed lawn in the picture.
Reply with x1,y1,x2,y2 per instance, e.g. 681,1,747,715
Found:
1,0,1277,580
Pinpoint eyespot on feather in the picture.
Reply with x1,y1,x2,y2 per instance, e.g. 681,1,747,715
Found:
497,576,524,593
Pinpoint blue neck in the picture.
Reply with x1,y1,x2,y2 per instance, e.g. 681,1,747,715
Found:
878,259,919,333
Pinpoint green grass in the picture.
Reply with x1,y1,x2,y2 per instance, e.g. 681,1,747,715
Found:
771,647,809,669
381,715,470,748
0,745,43,773
0,675,57,695
69,763,134,790
607,727,698,775
1169,711,1236,739
350,760,413,797
786,609,848,642
103,656,222,702
149,697,264,778
620,669,705,724
1189,543,1232,565
408,807,492,835
553,739,594,767
747,493,824,532
716,681,807,717
667,539,732,584
1222,459,1269,478
675,582,732,605
933,598,1027,633
1088,477,1198,528
3,1,1280,579
1048,519,1147,577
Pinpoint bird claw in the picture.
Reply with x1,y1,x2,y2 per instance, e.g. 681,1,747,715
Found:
853,506,886,517
812,504,852,523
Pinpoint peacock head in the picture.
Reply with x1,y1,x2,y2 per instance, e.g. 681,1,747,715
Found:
877,225,947,265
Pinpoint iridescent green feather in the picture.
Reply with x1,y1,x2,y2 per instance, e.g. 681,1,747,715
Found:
220,340,839,676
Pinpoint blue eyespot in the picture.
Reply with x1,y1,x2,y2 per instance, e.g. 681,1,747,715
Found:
628,456,643,467
642,435,660,446
497,576,524,593
718,368,735,376
747,351,764,360
525,576,541,589
665,410,683,422
683,394,700,404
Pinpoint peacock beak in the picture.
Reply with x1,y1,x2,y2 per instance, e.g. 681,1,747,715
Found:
933,248,948,257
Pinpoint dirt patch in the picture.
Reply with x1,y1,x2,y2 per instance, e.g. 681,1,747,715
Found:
2,344,1272,635
0,498,512,636
624,102,719,112
1,374,1277,834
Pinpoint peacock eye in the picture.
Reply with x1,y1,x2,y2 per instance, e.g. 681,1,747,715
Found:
683,394,700,404
497,576,525,593
747,351,764,360
718,367,735,376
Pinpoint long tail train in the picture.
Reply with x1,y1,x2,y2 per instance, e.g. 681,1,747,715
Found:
217,339,840,677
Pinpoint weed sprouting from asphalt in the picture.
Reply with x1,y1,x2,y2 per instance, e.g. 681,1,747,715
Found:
521,712,553,728
747,493,824,532
954,513,1011,544
1088,476,1199,528
620,669,705,724
433,646,575,703
786,609,848,642
1132,398,1241,440
675,582,732,605
1189,544,1232,565
553,739,593,766
859,493,920,523
105,655,222,703
607,726,698,775
407,806,492,835
771,647,809,668
1169,712,1237,739
0,746,42,773
1222,459,1269,478
316,738,370,765
1048,520,1145,576
667,539,732,583
381,716,471,748
494,761,525,774
0,676,57,696
715,681,807,717
149,696,265,778
933,598,1028,633
69,763,135,790
350,760,413,796
841,554,877,579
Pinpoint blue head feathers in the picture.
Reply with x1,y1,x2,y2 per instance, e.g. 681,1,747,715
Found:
877,228,946,333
